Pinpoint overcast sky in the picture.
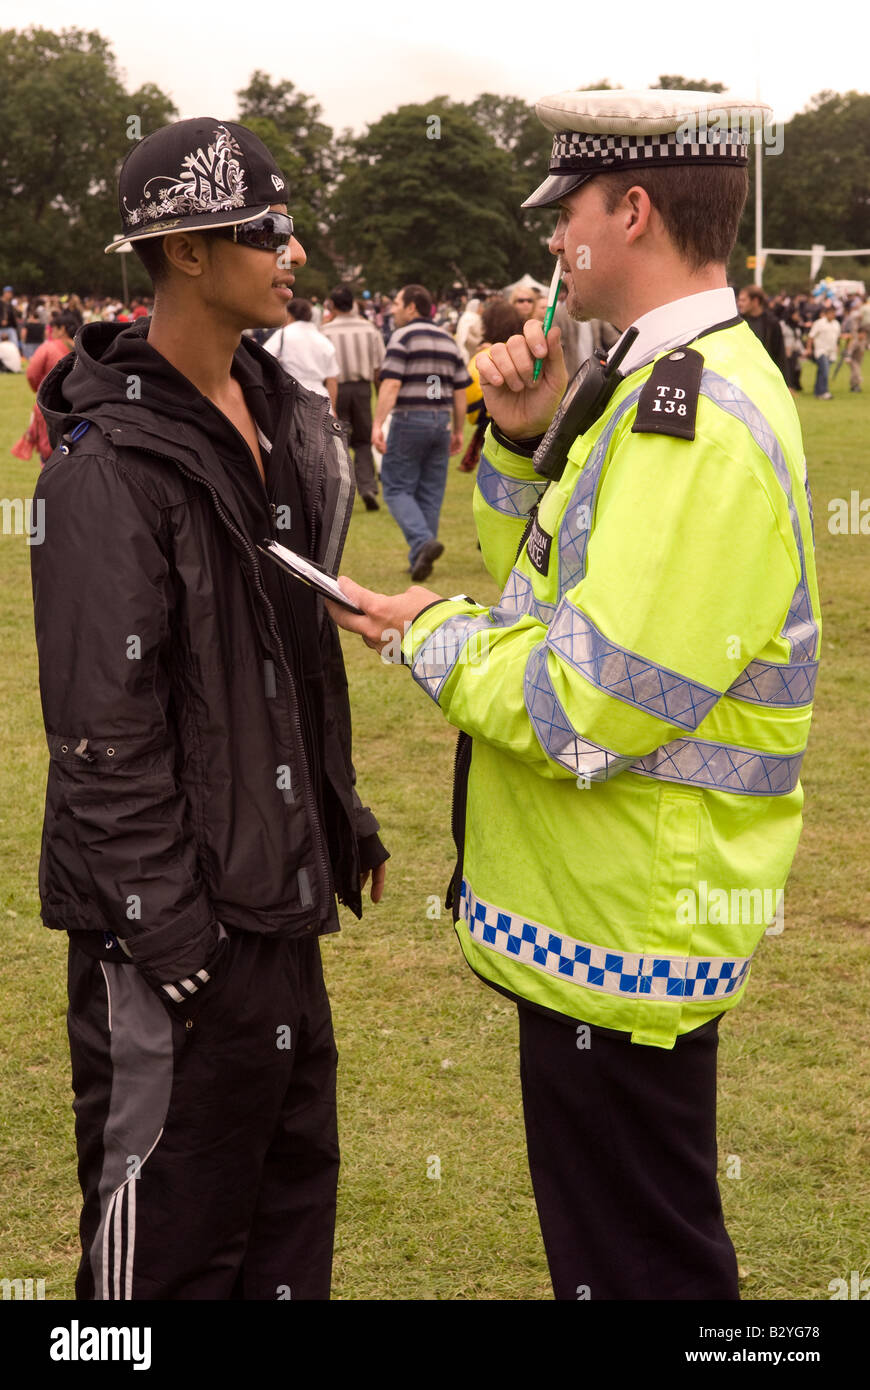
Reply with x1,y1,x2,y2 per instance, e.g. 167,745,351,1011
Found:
19,0,869,131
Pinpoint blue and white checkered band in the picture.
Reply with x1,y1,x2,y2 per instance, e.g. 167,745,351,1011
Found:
549,128,748,172
460,881,754,1002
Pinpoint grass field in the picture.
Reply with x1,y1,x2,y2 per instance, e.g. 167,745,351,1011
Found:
1,361,868,1301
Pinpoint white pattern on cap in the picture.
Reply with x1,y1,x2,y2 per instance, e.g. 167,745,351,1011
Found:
124,125,248,228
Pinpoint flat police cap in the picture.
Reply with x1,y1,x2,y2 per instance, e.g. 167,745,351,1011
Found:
522,89,772,208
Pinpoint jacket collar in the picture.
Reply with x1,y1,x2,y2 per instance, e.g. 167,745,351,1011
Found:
40,342,355,574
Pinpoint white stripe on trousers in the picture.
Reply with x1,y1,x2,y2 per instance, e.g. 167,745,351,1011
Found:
99,1128,163,1299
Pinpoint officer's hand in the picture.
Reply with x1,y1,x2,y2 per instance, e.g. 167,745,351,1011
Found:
325,579,441,656
477,319,568,441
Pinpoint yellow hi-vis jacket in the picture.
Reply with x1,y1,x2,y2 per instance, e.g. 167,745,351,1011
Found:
401,320,821,1048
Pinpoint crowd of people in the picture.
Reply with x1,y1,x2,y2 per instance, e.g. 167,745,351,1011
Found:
3,273,867,573
737,284,868,396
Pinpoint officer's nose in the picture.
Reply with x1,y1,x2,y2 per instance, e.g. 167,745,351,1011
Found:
548,212,567,259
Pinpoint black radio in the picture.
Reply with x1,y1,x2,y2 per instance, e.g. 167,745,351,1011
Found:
532,327,639,482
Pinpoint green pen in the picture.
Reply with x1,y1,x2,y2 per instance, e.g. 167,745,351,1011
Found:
533,261,563,382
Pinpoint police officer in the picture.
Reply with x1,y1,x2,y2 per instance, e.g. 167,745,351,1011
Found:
328,90,821,1300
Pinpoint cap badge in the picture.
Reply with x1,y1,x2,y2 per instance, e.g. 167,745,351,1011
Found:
271,174,285,191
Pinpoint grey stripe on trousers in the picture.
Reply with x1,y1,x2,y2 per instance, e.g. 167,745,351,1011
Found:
88,962,174,1300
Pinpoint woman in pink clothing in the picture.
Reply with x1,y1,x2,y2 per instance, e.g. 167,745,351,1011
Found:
11,312,76,464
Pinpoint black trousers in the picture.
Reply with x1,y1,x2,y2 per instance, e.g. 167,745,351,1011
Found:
336,379,377,497
518,1003,740,1300
68,930,339,1300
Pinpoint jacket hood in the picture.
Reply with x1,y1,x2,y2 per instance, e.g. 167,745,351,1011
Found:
37,317,293,451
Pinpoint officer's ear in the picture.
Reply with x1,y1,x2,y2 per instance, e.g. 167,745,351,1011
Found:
622,186,654,246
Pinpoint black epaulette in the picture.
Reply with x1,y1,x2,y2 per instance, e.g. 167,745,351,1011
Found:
631,347,704,441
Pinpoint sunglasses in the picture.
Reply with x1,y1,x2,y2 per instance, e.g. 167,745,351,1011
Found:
514,297,535,303
216,212,294,252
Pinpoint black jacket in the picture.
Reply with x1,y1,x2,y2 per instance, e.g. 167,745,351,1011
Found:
743,309,788,378
32,319,385,995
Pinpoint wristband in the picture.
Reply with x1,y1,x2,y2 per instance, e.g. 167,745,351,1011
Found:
491,422,547,457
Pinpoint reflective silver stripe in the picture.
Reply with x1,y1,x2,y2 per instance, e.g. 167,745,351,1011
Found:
546,598,720,731
524,643,635,779
552,370,819,708
494,567,556,624
477,451,549,518
460,880,753,1001
411,565,560,703
699,369,819,670
525,642,805,794
803,459,815,540
727,658,819,707
632,738,804,795
558,385,644,595
411,612,499,702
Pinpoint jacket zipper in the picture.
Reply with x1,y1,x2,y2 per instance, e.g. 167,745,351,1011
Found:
131,442,333,917
446,499,541,916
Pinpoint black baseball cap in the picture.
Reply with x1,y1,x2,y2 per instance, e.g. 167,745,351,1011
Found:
105,118,288,254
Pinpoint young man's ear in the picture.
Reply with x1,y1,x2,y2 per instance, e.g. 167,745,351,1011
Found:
162,231,209,280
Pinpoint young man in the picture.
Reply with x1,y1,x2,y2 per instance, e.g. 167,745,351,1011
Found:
328,90,821,1300
31,118,388,1300
373,284,469,581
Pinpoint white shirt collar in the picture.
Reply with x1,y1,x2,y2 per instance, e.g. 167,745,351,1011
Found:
607,287,738,377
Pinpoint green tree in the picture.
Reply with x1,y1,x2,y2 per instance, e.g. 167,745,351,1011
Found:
653,75,726,92
236,70,337,296
0,27,176,293
761,91,870,252
329,99,528,293
465,93,557,281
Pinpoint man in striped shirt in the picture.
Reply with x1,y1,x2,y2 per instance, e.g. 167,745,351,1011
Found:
321,285,385,510
373,284,470,581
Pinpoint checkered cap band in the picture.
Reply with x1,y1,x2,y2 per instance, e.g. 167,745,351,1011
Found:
549,128,748,173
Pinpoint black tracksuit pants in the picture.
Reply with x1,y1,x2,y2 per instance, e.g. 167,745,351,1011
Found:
67,930,339,1300
518,1003,740,1301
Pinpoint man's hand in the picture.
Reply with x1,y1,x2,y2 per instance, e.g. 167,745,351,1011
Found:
325,578,442,656
371,421,387,453
360,862,386,902
477,318,568,440
449,429,464,456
